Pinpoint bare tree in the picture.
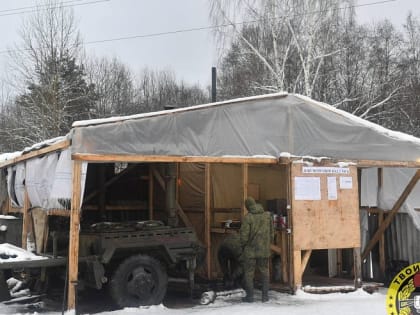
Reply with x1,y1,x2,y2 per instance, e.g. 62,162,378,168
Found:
211,0,420,137
210,0,353,96
8,0,82,92
86,56,136,117
3,0,95,148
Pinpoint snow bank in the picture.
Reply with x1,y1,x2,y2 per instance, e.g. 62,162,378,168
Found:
0,287,387,315
0,243,47,263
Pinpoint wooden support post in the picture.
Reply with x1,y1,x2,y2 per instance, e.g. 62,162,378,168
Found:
22,189,30,249
242,163,248,219
377,168,383,189
204,163,211,279
378,211,385,274
175,202,193,227
98,165,106,221
293,250,302,290
337,249,343,277
67,160,82,311
362,169,420,260
281,230,289,283
353,247,362,288
7,197,11,214
287,163,293,289
149,166,154,220
152,167,166,190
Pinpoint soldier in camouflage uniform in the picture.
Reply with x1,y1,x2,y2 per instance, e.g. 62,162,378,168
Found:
218,234,243,288
240,197,274,302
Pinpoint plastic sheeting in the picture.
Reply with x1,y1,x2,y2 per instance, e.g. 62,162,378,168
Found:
379,168,420,230
4,149,87,211
360,168,378,208
50,149,88,204
6,166,18,207
71,94,420,162
26,153,60,209
14,164,25,208
385,213,420,264
361,168,420,230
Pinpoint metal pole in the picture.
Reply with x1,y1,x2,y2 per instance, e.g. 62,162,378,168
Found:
211,67,217,102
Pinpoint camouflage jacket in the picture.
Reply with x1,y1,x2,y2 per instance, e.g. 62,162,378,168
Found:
240,198,274,259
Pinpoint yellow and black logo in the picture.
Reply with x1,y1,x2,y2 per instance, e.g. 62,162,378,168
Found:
386,262,420,314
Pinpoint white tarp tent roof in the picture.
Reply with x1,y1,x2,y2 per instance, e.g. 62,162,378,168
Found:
70,93,420,162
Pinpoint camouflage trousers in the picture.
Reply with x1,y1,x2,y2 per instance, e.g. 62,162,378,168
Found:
242,257,269,302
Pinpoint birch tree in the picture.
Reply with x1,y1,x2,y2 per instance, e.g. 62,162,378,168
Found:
211,0,420,136
210,0,353,97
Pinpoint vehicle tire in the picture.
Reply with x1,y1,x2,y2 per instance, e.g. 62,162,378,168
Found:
110,254,167,307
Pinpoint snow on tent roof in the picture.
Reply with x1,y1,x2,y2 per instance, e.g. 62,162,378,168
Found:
0,136,67,165
69,93,420,163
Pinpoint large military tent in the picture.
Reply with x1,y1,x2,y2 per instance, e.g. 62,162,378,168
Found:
1,92,420,311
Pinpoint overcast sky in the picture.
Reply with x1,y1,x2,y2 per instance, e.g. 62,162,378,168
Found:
0,0,419,89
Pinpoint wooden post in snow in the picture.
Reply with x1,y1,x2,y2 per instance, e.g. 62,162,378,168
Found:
204,163,211,279
353,247,362,288
22,189,30,249
67,160,82,311
149,166,154,220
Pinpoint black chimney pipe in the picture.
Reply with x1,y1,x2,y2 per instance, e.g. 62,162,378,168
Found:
211,67,217,102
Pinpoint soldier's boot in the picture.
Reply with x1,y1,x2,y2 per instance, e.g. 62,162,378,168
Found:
242,287,254,303
261,274,269,302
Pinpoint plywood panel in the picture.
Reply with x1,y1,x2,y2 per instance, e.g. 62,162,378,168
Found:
291,163,360,250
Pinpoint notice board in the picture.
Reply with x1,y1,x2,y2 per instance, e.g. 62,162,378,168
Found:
291,163,360,250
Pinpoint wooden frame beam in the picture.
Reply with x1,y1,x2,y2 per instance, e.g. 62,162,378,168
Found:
72,153,277,165
293,250,302,290
279,156,420,168
0,140,70,169
378,211,385,274
67,160,82,311
242,163,248,219
204,163,211,279
362,169,420,260
354,247,362,288
22,189,30,249
149,167,154,220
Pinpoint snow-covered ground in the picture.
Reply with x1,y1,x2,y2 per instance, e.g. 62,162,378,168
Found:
0,287,387,315
0,244,387,314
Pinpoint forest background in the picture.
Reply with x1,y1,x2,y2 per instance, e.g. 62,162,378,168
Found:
1,0,419,152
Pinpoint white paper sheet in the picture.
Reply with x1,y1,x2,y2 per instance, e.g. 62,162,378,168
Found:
340,176,353,189
294,177,321,200
327,177,338,200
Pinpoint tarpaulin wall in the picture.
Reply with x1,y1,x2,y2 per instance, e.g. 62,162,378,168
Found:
0,170,7,211
4,149,87,211
360,168,420,230
179,163,287,245
71,94,420,162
